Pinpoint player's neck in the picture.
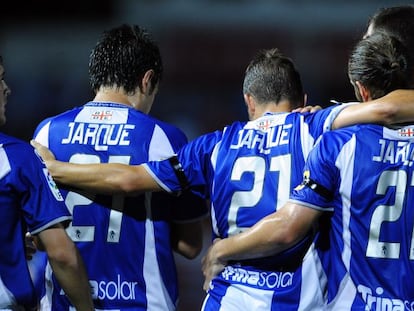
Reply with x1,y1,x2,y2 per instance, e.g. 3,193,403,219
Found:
253,100,292,119
93,90,134,107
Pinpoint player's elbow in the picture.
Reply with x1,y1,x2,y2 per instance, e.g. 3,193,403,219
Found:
267,220,306,251
116,176,141,194
375,103,399,125
179,243,203,259
107,169,145,195
47,241,78,268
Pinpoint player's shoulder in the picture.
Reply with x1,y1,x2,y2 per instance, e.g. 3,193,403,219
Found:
0,132,40,168
151,117,188,143
0,132,30,151
36,105,83,127
320,123,370,148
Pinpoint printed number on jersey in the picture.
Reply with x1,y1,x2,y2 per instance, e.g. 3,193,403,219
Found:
367,169,414,260
65,154,130,243
228,154,291,235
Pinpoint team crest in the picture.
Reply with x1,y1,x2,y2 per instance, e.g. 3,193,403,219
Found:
257,118,274,131
398,127,414,137
295,170,310,191
91,110,113,121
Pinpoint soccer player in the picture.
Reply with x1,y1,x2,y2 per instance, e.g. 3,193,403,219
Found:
31,46,414,310
0,55,94,310
32,24,207,310
201,32,414,309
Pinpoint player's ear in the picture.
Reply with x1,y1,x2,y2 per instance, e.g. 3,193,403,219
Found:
303,93,308,107
141,69,154,95
244,93,255,117
355,81,371,102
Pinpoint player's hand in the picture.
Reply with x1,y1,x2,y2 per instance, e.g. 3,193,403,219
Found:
292,105,322,113
30,140,56,162
25,232,37,260
201,238,226,291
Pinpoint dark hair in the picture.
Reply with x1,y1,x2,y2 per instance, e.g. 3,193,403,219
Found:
88,24,163,95
243,48,304,108
367,5,414,43
348,32,412,100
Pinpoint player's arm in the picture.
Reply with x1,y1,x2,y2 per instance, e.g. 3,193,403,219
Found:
171,220,205,259
36,224,94,311
31,140,161,195
332,89,414,129
201,202,321,289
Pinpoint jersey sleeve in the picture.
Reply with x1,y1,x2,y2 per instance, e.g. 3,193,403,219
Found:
305,102,355,137
290,131,341,212
144,130,221,197
13,144,72,234
33,118,52,146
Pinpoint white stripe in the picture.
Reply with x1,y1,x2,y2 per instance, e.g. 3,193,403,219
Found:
330,134,357,309
0,146,11,180
210,140,222,237
299,115,314,162
335,135,356,270
298,243,327,311
143,191,175,311
0,275,17,310
148,124,175,161
217,284,273,311
34,121,51,147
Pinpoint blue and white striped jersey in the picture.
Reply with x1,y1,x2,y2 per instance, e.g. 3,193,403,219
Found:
145,105,346,310
33,102,207,311
0,132,71,310
290,124,414,310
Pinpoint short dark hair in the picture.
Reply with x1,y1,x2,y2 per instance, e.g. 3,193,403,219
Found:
348,32,412,100
88,24,163,95
243,48,304,108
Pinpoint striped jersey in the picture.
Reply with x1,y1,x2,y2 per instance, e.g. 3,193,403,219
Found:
33,101,207,311
0,132,71,310
145,105,346,310
290,124,414,310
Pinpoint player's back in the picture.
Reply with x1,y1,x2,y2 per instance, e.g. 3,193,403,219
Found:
190,109,338,310
305,124,414,310
34,102,189,310
209,110,334,240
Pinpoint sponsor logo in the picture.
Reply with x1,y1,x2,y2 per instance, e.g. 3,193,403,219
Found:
221,266,293,290
89,275,138,300
358,284,414,311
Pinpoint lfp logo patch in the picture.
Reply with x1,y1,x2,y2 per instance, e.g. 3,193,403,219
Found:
42,168,64,201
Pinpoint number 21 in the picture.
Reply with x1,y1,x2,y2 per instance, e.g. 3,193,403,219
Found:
64,154,130,243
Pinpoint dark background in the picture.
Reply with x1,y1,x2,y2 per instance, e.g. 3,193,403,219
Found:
1,1,410,309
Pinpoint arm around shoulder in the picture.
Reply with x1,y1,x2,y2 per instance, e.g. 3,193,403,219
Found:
332,90,414,129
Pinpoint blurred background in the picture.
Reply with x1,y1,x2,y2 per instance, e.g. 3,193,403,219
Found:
1,0,411,309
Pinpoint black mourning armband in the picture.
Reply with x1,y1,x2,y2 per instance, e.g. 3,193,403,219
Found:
302,177,333,201
168,156,190,191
